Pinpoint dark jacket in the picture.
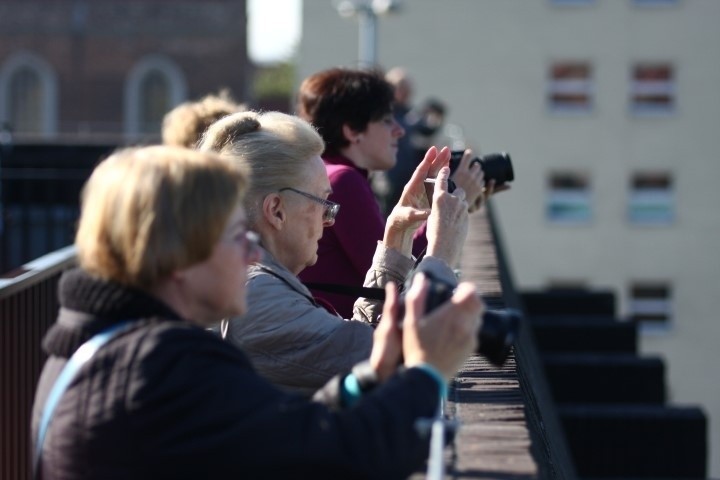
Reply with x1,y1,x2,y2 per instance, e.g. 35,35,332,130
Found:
31,269,439,479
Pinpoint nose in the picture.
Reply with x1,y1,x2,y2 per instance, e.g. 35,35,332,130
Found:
323,216,335,227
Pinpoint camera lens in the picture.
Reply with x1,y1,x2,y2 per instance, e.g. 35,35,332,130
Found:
400,271,521,367
478,309,521,366
474,152,514,185
451,151,514,185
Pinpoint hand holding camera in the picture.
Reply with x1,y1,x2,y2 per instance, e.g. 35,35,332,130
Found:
384,146,452,256
370,269,521,385
425,166,469,268
401,274,483,381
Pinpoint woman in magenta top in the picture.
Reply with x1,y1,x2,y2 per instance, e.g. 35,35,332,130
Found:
297,68,486,317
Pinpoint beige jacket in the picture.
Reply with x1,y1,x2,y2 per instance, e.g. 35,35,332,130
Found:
226,242,457,396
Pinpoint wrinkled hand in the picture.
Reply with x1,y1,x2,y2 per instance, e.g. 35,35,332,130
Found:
451,149,485,213
369,283,403,382
384,146,451,254
401,274,483,381
425,166,469,267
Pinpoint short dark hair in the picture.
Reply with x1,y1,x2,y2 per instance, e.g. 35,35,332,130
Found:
296,68,395,155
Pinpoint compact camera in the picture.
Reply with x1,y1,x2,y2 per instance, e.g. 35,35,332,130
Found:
400,271,521,366
449,151,515,186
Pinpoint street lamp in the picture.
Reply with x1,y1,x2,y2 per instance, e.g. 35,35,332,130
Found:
334,0,401,68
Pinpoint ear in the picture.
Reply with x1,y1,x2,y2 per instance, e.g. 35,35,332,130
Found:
342,124,361,144
262,193,285,230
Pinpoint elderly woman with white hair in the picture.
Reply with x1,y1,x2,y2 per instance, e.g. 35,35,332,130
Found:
200,110,472,395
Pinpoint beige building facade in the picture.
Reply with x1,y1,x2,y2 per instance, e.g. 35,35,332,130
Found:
300,0,720,475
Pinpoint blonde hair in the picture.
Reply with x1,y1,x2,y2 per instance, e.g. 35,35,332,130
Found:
76,145,248,289
162,91,247,148
198,110,324,225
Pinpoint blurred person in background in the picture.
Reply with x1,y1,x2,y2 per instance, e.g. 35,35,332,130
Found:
162,90,247,148
30,144,483,479
200,110,469,395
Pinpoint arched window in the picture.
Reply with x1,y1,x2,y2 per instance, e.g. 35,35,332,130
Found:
138,70,172,134
9,67,43,133
0,52,58,136
125,55,187,139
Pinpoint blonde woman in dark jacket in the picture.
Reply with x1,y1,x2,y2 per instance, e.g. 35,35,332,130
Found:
31,145,482,479
200,111,471,395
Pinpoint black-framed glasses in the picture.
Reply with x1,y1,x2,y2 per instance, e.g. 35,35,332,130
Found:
279,187,340,222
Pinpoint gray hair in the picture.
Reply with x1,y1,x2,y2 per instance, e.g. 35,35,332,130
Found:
198,111,325,225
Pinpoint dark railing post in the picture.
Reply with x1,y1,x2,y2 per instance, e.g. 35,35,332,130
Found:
0,247,76,480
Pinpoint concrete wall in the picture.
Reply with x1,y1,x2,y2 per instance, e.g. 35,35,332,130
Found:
300,1,720,475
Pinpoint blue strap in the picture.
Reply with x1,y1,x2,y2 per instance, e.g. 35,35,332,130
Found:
33,321,132,477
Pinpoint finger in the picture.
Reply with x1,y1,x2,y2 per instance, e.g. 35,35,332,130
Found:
452,282,482,311
469,157,483,172
452,186,466,202
459,149,474,168
485,179,496,196
434,166,451,196
388,206,431,225
405,148,436,191
428,146,450,177
382,282,400,328
404,273,430,328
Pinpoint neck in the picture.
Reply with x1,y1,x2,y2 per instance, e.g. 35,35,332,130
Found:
149,280,202,327
255,226,304,276
339,145,370,172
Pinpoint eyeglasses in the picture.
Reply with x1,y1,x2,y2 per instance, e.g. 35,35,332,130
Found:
279,187,340,222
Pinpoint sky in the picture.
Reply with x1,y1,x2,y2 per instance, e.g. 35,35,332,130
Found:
247,0,302,63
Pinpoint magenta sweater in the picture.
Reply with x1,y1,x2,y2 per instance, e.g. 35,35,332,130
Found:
299,154,428,318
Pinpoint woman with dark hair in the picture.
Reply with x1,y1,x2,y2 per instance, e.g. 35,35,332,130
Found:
297,67,487,318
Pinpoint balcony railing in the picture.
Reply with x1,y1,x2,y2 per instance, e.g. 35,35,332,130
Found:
1,246,76,480
0,202,580,480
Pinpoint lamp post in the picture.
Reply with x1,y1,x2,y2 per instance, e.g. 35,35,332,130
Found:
334,0,401,68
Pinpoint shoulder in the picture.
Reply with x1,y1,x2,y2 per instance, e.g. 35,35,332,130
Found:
132,321,253,370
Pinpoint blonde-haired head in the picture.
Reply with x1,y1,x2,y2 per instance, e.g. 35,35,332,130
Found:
76,145,247,288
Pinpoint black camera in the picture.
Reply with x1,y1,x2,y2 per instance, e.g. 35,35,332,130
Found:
400,271,521,366
449,151,515,186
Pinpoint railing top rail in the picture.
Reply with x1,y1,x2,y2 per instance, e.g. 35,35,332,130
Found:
0,245,77,300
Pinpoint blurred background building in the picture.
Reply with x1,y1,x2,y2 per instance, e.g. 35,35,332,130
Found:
298,0,720,476
0,0,251,144
0,0,260,271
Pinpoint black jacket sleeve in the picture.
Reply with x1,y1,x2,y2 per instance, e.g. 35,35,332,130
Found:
129,326,439,479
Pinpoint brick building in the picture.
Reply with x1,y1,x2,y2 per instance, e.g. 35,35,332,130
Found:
0,0,251,143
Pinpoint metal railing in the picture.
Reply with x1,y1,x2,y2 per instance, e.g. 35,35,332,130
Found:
0,246,76,480
0,205,578,480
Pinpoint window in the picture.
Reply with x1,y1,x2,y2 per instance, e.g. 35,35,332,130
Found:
630,63,675,114
138,70,171,134
628,172,674,225
8,67,43,134
633,0,678,6
124,55,187,139
547,172,592,224
550,0,595,5
629,282,672,327
547,279,588,290
0,52,58,136
548,62,593,112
